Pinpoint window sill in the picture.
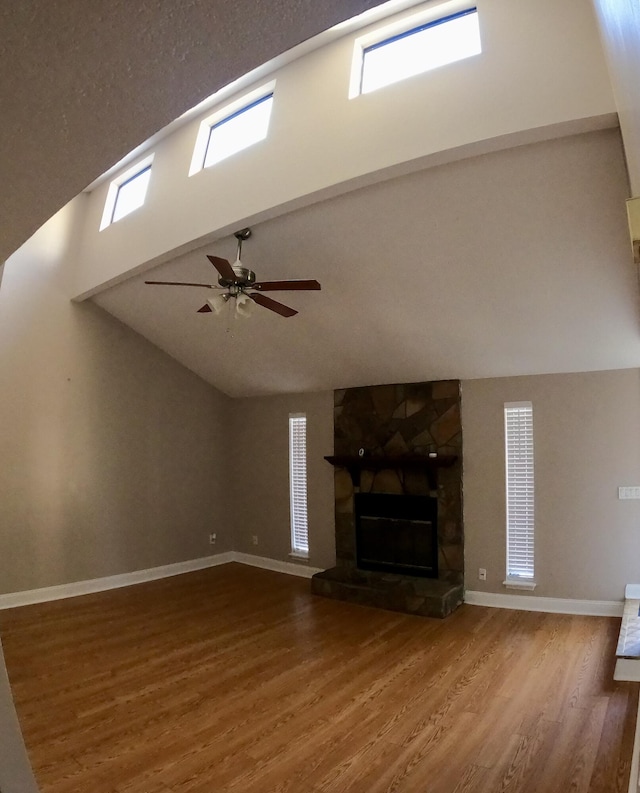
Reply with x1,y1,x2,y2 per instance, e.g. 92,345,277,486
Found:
289,552,309,562
503,578,537,591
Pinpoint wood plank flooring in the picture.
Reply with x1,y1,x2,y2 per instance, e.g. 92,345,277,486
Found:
0,563,636,793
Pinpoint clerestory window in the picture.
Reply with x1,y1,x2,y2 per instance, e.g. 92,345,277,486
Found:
351,7,481,96
100,156,154,230
189,88,275,175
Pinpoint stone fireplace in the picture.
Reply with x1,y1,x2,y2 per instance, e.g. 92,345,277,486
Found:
311,380,464,618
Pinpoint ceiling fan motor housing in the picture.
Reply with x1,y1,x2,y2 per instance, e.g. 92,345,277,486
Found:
218,266,256,289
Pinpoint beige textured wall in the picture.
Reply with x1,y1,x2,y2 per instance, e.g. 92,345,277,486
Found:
3,197,640,605
0,199,234,595
228,391,335,569
462,370,640,601
226,368,640,602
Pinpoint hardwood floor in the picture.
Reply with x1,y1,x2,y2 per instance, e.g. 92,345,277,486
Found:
0,563,636,793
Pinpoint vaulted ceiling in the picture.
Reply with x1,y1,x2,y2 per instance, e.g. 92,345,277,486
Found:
93,127,639,397
4,1,640,399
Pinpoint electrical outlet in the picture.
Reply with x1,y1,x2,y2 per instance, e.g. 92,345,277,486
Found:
619,486,640,500
478,568,487,581
209,533,216,545
252,535,259,546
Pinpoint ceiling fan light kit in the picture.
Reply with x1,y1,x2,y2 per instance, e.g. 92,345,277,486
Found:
208,293,230,314
144,227,321,318
235,292,254,318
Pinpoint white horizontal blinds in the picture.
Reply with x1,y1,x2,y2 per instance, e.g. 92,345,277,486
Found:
505,402,534,580
289,415,309,555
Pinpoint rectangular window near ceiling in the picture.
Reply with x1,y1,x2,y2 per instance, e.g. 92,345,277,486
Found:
504,402,535,588
203,93,274,169
99,155,154,230
357,8,481,95
289,414,309,558
111,165,152,223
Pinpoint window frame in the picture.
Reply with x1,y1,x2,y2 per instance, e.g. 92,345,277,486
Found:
504,401,536,590
189,81,276,176
99,154,154,230
349,3,480,98
289,413,309,560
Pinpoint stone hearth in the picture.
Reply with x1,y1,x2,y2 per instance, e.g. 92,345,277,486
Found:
311,380,464,619
312,567,462,619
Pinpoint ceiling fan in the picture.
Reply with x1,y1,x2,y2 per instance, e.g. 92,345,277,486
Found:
145,228,321,318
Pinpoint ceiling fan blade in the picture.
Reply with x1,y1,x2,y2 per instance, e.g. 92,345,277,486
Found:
145,280,216,289
253,279,321,292
197,304,213,313
250,293,298,317
207,255,236,282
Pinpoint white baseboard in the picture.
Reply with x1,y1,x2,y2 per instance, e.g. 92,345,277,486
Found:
465,589,623,617
0,551,323,611
2,563,621,616
232,552,323,579
0,553,235,610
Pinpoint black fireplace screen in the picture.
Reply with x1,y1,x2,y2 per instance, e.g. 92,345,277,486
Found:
354,492,438,578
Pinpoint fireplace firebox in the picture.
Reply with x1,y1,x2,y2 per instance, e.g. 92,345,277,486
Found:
354,493,438,579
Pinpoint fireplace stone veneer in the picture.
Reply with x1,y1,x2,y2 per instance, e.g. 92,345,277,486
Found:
311,380,464,618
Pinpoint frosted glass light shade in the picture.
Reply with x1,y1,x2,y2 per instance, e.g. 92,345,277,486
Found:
235,293,254,318
208,293,230,314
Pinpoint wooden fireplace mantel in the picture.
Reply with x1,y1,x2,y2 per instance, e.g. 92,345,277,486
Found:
324,454,457,489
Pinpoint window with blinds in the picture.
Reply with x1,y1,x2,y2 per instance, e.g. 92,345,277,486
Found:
289,414,309,557
504,402,535,584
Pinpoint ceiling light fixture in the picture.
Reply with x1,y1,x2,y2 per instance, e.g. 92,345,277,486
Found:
235,292,254,318
145,227,321,318
207,293,230,314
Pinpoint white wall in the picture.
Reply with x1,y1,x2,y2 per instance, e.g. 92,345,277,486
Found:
463,370,640,601
592,0,640,195
0,199,234,596
73,0,615,298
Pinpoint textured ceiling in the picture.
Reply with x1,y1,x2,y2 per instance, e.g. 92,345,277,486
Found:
0,0,387,264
